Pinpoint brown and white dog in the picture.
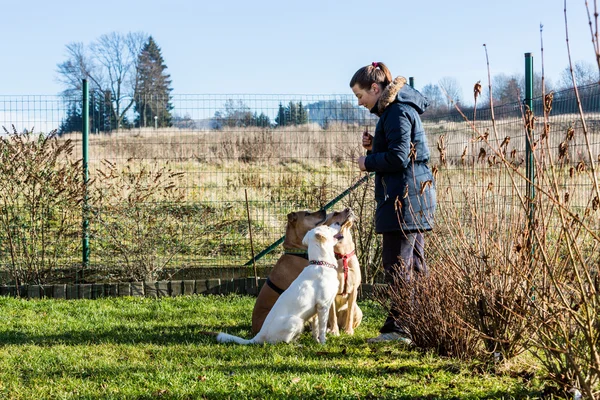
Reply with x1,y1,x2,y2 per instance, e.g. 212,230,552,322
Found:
327,208,363,335
251,209,355,334
217,224,342,345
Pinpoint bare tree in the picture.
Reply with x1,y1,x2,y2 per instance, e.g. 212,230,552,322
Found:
492,73,521,105
421,83,445,112
56,31,148,131
558,60,599,88
438,76,463,110
56,42,103,96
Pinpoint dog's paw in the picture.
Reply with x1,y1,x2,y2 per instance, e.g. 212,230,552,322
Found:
327,328,340,336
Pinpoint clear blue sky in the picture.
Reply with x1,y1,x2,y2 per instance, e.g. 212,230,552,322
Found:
2,0,598,104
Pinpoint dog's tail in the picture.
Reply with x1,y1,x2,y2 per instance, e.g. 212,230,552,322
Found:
216,332,255,345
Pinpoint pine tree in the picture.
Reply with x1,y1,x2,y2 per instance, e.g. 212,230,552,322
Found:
59,90,118,134
253,112,271,127
297,101,308,125
275,103,287,127
287,101,298,125
134,36,173,128
58,103,83,135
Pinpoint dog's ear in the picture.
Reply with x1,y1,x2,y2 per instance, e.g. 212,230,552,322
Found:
287,212,298,223
315,232,328,243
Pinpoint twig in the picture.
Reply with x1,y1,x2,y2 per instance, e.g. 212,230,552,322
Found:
564,0,600,205
584,0,600,73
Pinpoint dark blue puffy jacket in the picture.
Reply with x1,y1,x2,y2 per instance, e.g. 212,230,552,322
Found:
364,77,436,233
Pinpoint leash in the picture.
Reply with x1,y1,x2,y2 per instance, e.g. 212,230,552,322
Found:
242,172,374,267
335,249,356,295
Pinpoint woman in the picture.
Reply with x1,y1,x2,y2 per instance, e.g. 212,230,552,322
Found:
350,62,436,343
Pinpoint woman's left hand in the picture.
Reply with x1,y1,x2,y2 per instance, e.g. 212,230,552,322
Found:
357,156,367,171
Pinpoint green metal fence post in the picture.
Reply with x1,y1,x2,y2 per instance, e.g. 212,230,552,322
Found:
409,77,414,88
82,79,90,271
524,53,535,227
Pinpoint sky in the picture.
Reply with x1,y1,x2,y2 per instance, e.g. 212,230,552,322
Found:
2,0,598,105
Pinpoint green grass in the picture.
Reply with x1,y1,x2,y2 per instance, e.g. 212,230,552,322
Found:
0,295,548,399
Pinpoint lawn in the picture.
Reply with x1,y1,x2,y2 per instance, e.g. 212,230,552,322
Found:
0,295,548,399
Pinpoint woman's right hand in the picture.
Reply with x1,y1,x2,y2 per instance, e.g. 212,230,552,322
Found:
362,130,373,151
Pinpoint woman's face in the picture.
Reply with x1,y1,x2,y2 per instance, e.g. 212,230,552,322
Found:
352,83,381,110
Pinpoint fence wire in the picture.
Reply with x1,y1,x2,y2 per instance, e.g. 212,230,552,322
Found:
0,84,598,284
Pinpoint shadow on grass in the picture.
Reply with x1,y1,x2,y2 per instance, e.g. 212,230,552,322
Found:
0,323,237,346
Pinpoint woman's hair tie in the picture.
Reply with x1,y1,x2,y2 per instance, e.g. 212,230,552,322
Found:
372,62,379,68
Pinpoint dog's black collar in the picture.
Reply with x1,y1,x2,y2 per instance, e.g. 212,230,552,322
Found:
265,277,285,295
283,250,309,260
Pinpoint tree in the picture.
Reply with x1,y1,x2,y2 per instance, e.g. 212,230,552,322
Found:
287,101,298,125
275,103,288,127
134,36,173,128
297,102,308,125
492,74,521,105
438,77,462,110
58,90,123,135
56,42,102,98
213,99,255,128
56,31,148,132
253,112,271,127
172,113,196,129
275,101,309,127
58,103,83,134
421,84,445,112
559,60,599,89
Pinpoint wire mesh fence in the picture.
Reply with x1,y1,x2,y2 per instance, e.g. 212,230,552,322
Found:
1,84,599,285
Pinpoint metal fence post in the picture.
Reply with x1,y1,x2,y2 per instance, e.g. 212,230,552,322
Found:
524,53,535,227
409,77,415,88
82,79,90,271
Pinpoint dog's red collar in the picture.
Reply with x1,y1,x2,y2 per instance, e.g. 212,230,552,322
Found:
335,249,356,295
309,260,337,269
335,249,355,262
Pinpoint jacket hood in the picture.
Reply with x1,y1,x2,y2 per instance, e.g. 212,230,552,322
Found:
376,76,430,115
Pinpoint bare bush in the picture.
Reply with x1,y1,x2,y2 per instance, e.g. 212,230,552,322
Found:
0,126,84,286
377,269,482,358
91,160,199,281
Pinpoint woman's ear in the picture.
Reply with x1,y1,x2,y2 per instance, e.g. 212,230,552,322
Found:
370,82,380,94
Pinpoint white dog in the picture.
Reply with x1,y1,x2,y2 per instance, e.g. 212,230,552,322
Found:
217,224,341,345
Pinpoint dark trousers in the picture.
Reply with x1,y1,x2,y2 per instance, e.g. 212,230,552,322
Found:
380,231,427,334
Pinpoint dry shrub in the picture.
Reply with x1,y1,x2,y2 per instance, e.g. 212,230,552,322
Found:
524,92,600,398
374,172,538,361
0,126,84,286
434,175,539,360
422,77,600,396
90,160,201,281
377,269,481,358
